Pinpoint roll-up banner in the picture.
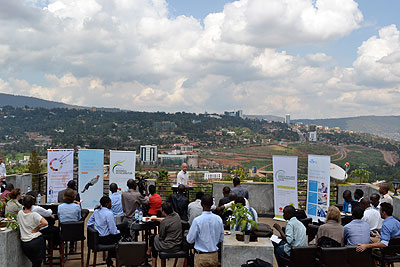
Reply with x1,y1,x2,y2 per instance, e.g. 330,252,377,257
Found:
273,155,298,221
109,150,136,192
306,154,331,221
47,149,74,203
78,149,104,209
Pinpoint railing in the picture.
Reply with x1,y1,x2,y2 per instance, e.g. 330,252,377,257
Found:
31,173,47,196
155,181,213,202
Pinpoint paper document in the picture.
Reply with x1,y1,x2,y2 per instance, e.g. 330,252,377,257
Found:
271,234,282,244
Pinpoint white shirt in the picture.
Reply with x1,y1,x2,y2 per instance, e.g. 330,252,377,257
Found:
17,210,43,242
188,199,203,225
362,207,382,231
0,162,6,178
32,205,53,218
224,198,250,209
177,170,189,185
380,193,393,206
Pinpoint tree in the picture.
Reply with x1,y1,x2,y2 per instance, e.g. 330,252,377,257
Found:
27,150,42,174
349,164,371,184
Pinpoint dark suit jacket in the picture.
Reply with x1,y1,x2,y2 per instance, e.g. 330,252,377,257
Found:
58,189,80,203
168,193,189,221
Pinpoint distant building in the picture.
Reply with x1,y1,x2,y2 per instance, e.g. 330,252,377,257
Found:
309,131,317,142
285,114,291,124
140,145,157,164
224,110,243,118
236,110,243,118
192,120,201,124
180,145,193,152
203,173,222,180
153,121,177,131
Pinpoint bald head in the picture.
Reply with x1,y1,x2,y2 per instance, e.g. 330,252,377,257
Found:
379,183,389,195
181,163,187,172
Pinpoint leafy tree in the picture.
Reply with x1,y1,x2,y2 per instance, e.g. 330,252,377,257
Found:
349,165,371,183
27,150,42,174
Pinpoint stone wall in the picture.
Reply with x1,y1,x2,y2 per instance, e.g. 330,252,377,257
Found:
0,229,31,267
212,181,274,216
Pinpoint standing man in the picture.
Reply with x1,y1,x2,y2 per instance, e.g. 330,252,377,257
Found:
379,183,393,206
0,156,6,192
186,194,224,267
177,163,189,185
231,177,249,199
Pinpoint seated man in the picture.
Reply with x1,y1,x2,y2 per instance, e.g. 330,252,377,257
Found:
273,205,306,267
218,186,231,207
121,179,149,218
148,202,182,267
188,191,204,225
148,185,162,216
357,203,400,252
187,195,224,267
109,183,123,217
88,196,120,267
58,180,80,203
370,193,381,211
360,197,382,231
216,192,249,212
344,207,370,245
167,184,189,221
354,189,364,202
343,190,359,213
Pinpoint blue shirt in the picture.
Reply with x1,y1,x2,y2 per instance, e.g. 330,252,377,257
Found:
284,217,306,256
110,192,123,217
186,211,224,252
58,203,81,223
344,219,370,245
380,216,400,246
343,200,350,213
88,207,120,237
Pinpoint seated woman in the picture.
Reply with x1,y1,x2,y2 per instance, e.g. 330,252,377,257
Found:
148,202,182,267
5,188,22,216
148,185,162,216
314,206,344,247
58,188,81,223
88,196,120,267
17,195,48,267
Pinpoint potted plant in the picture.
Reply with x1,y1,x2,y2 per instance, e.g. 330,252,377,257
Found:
225,203,258,242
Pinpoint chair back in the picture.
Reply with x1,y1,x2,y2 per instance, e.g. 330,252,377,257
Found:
300,218,312,231
307,224,319,243
346,246,374,267
117,242,147,267
60,221,85,242
383,236,400,256
290,245,318,267
87,226,100,251
319,247,349,267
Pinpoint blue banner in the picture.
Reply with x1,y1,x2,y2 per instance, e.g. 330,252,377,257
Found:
78,149,104,209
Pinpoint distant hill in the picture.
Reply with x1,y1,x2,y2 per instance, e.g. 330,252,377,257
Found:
0,93,83,109
294,116,400,141
244,114,284,122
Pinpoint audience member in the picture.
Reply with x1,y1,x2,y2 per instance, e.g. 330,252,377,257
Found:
370,193,381,211
109,183,123,217
58,180,80,203
218,186,231,207
314,206,344,246
360,197,382,231
357,203,400,252
342,190,359,213
5,188,22,216
231,177,249,199
187,195,224,267
26,191,53,219
177,162,189,185
216,192,249,211
88,196,120,267
188,191,204,225
168,184,189,221
58,188,81,222
148,185,162,216
379,183,393,206
17,195,48,267
344,207,370,245
354,189,364,202
121,179,149,218
148,202,182,267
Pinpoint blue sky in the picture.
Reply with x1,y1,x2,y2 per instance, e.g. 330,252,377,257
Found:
0,0,400,118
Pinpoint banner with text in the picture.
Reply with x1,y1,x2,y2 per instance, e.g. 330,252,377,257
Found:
78,149,104,209
306,154,331,221
109,150,136,192
47,149,74,203
273,155,298,221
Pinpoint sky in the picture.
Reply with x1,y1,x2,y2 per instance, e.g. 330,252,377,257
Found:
0,0,400,119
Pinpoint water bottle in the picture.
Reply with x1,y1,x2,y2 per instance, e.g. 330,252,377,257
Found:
348,203,352,214
27,186,31,192
138,209,143,222
37,193,41,204
134,208,139,221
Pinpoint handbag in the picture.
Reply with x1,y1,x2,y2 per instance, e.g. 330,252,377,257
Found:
241,258,272,267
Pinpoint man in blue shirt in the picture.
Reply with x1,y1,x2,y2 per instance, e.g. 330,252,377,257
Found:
357,203,400,252
88,196,120,267
109,183,123,217
344,207,370,245
273,205,306,267
187,194,224,267
343,190,359,213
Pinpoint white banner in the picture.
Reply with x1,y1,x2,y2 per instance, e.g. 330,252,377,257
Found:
109,150,136,192
307,155,331,221
273,155,298,221
47,149,74,203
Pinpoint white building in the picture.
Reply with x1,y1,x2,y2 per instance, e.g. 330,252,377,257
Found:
140,145,157,164
180,145,193,152
309,131,317,142
203,172,222,180
285,114,291,124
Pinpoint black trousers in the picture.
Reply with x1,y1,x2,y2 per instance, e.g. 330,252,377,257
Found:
21,236,46,267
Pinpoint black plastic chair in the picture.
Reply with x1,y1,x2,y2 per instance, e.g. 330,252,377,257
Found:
346,246,374,267
372,237,400,267
117,241,147,267
86,226,118,267
59,221,85,267
307,224,319,244
317,247,349,267
281,245,318,267
317,236,341,248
